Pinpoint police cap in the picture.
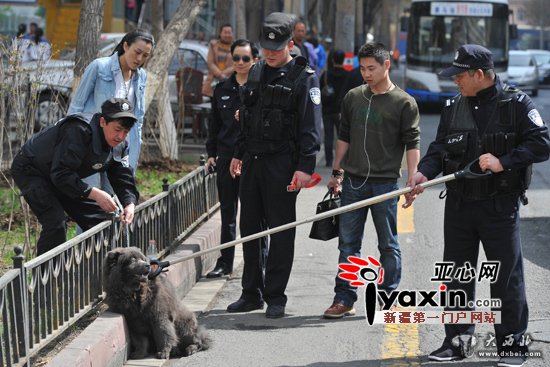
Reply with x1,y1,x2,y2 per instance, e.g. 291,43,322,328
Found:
101,98,137,122
439,44,494,77
260,12,295,51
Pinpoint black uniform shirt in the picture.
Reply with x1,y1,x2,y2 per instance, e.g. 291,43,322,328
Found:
206,74,241,159
235,57,321,174
418,77,550,179
22,114,139,206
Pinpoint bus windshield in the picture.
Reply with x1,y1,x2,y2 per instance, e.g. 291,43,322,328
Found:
407,1,509,71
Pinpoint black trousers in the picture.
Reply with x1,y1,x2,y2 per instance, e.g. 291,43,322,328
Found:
322,113,340,166
11,153,109,255
239,152,297,306
442,192,528,354
214,157,239,271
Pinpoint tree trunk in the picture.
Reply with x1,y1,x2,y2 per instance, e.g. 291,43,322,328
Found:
72,0,106,93
145,0,205,160
215,0,231,30
235,0,247,39
335,0,355,53
246,0,262,43
151,0,165,42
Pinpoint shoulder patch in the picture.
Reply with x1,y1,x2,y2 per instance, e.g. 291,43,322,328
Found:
528,109,544,127
517,94,526,102
309,87,321,105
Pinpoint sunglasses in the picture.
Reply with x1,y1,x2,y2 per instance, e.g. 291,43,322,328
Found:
232,55,252,62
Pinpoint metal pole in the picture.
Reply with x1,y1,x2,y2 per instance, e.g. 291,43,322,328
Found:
165,171,461,266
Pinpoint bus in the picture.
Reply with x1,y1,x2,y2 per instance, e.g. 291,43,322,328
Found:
404,0,513,104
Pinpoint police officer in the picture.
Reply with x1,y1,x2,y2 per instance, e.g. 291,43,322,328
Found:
11,98,140,255
227,12,321,318
405,45,550,367
205,39,264,278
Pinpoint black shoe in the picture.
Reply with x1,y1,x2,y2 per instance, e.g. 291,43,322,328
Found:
206,266,231,278
226,299,264,313
428,344,463,361
266,305,285,319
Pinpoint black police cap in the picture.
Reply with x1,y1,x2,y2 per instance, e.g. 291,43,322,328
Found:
439,44,494,77
260,12,295,51
101,98,137,122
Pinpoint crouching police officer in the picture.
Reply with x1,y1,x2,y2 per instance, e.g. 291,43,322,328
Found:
227,12,321,318
405,44,550,367
11,98,140,256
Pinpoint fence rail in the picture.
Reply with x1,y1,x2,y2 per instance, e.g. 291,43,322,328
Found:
0,159,218,366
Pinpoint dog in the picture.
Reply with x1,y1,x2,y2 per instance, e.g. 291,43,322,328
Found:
103,246,210,359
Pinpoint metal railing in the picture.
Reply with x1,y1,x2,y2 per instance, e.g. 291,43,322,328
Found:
0,158,218,366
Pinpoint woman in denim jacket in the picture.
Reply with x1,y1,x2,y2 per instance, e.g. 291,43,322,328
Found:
69,29,154,187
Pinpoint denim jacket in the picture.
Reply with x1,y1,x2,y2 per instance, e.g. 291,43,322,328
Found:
68,52,147,169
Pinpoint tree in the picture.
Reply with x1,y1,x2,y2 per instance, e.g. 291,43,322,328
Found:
72,0,107,92
144,0,206,160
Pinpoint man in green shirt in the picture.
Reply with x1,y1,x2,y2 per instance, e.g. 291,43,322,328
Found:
323,42,420,319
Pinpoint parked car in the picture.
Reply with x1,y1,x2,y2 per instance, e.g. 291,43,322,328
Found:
18,34,209,128
526,49,550,84
507,50,539,97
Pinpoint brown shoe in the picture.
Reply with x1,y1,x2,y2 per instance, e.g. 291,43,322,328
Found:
323,303,356,319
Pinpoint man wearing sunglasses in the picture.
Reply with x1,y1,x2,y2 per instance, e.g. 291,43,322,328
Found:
205,39,264,279
227,12,321,319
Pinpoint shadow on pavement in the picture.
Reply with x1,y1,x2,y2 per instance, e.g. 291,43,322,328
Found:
521,217,550,271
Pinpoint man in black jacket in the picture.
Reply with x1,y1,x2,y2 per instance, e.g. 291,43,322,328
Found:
320,49,349,167
11,98,139,255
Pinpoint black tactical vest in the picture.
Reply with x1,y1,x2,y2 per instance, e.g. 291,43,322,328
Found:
240,57,309,155
442,86,530,200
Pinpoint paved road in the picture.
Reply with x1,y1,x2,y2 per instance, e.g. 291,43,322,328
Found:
154,88,550,367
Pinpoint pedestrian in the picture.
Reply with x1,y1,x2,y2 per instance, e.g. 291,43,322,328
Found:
11,98,140,256
204,39,266,278
202,24,234,98
227,12,321,319
68,29,154,183
26,28,51,62
323,42,420,319
319,49,349,167
405,44,550,367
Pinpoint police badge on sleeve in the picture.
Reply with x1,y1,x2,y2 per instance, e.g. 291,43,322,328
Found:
309,87,321,105
528,109,544,127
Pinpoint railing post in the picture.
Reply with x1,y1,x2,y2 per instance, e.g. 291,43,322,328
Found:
162,177,171,248
12,246,30,361
200,154,210,218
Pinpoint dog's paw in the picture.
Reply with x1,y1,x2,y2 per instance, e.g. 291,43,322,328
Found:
130,351,148,359
183,344,200,356
156,349,171,359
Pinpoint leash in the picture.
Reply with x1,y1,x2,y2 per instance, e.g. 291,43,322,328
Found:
113,195,130,248
147,160,491,278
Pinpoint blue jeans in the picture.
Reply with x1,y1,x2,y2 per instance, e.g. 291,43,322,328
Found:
333,177,401,307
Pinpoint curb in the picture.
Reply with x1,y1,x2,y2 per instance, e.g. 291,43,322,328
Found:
46,212,223,367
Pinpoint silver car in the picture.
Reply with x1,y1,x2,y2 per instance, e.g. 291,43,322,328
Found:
526,49,550,84
507,50,539,97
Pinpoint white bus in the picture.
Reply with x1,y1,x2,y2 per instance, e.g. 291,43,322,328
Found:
404,0,513,104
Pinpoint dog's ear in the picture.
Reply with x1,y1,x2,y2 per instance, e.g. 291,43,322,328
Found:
104,250,120,273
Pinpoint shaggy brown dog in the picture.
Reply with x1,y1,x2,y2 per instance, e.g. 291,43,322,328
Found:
103,247,210,359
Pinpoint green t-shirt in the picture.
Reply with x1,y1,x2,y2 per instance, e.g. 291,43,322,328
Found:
339,84,420,179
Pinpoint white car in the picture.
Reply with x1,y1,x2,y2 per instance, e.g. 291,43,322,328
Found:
507,50,539,97
18,34,209,128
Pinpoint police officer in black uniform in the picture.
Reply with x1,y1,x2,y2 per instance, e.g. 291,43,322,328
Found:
226,12,321,319
205,39,267,278
406,45,550,367
11,98,140,255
